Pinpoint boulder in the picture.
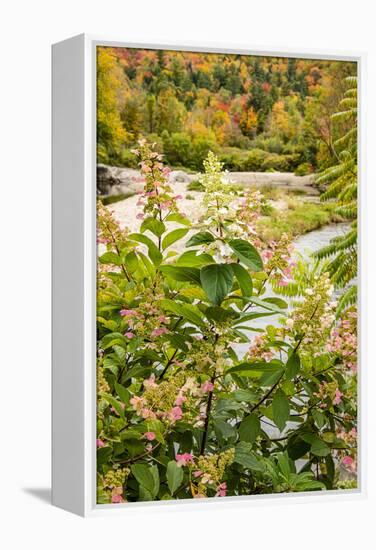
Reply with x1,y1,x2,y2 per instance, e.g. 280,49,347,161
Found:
97,164,144,197
97,165,197,197
169,170,194,183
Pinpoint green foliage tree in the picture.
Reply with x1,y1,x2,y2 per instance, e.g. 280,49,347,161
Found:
162,131,192,167
145,94,156,133
121,95,144,142
155,89,186,134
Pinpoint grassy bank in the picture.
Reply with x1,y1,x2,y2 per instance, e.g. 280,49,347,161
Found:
256,199,343,242
101,193,131,206
186,182,341,241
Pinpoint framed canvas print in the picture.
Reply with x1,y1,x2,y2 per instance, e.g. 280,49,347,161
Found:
52,35,366,516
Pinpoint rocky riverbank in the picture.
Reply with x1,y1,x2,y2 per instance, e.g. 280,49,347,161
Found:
97,164,318,198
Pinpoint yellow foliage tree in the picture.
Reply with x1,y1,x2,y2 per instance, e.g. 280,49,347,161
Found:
97,47,127,162
268,100,294,141
239,107,258,137
211,109,232,144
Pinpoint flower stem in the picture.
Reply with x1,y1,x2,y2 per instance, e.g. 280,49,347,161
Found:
200,374,216,456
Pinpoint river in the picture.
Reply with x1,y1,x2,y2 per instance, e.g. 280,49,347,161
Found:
294,222,351,259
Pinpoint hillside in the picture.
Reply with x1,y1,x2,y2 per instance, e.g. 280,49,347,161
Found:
97,47,355,173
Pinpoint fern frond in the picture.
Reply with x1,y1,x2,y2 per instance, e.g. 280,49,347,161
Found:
321,176,350,201
313,238,344,260
331,229,357,251
316,159,355,186
270,281,302,297
344,76,357,88
331,109,357,123
271,259,323,298
334,203,357,219
330,250,357,287
338,182,357,202
334,127,357,149
336,285,357,317
344,88,357,99
339,97,357,110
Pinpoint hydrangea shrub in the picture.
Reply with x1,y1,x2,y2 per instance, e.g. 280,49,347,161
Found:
96,141,357,504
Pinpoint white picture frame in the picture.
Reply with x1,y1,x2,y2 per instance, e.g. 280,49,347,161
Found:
52,34,366,517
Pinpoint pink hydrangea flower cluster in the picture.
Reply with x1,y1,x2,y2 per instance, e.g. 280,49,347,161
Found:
129,375,190,426
247,334,274,363
119,297,171,344
333,388,343,406
337,426,357,477
283,273,336,354
201,380,214,393
151,327,169,338
260,233,296,286
216,482,227,497
233,190,265,247
337,427,357,445
342,455,357,473
111,491,124,504
314,383,344,408
131,139,182,219
175,453,194,467
327,308,357,373
177,454,230,498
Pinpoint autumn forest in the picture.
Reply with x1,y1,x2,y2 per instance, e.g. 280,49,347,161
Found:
97,47,355,173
